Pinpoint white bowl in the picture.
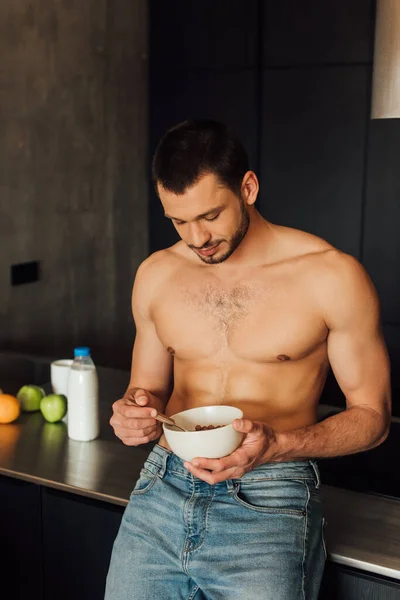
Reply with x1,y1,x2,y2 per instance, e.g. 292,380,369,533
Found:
162,405,244,462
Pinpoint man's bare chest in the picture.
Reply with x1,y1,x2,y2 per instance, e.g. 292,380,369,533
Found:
152,269,327,363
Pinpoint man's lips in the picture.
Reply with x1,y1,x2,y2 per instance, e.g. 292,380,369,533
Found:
197,243,220,256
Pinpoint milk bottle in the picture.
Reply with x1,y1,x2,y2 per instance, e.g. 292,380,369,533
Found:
67,347,99,441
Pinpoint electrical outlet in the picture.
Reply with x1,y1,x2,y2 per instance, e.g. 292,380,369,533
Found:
11,261,41,286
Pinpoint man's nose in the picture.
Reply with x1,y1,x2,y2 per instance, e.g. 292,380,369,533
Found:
188,223,211,248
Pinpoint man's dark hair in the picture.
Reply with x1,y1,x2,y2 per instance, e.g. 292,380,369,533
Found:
152,119,249,197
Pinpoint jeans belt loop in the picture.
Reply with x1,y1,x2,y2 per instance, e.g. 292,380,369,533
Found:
226,479,235,492
157,449,170,479
309,460,321,489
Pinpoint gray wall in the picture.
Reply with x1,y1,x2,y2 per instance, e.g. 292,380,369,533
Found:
0,1,149,369
149,0,400,413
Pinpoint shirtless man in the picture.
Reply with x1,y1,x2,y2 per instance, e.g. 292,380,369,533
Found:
105,120,391,600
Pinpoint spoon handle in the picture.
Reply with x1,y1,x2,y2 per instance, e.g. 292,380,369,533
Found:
128,400,185,431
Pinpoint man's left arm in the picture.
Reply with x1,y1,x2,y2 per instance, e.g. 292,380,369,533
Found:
276,252,391,461
185,253,391,484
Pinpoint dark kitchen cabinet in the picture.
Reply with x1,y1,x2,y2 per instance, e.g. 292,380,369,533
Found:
0,475,43,600
363,120,400,325
0,475,123,600
41,488,124,600
262,0,374,66
260,65,368,259
150,0,258,71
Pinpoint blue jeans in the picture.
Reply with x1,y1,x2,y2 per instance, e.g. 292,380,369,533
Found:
105,445,326,600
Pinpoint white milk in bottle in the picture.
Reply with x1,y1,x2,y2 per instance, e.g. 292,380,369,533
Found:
67,346,99,441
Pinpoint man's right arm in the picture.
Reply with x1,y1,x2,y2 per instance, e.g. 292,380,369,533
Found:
110,256,174,445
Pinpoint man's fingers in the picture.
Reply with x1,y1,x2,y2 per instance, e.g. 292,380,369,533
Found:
114,424,157,438
110,388,162,447
232,418,255,434
125,417,157,429
188,455,239,472
123,388,148,404
185,463,238,484
119,433,155,446
113,402,155,420
113,423,161,446
133,389,149,405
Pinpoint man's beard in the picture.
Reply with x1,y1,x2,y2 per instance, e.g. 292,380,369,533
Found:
193,200,250,265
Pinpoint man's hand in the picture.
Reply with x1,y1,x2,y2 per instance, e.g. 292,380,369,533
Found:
110,388,164,446
184,419,279,484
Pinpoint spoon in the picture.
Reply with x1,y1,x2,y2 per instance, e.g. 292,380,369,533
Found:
128,400,187,432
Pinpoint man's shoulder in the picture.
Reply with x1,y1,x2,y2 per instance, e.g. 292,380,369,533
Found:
303,245,377,322
275,225,372,297
135,243,185,284
132,246,184,312
274,224,334,258
281,236,378,327
276,225,361,272
312,247,367,285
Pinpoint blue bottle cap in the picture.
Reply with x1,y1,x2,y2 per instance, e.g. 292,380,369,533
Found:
74,346,90,357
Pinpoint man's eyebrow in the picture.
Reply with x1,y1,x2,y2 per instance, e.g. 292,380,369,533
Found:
164,204,225,221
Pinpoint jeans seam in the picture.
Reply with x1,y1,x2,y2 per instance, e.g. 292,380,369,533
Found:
233,494,305,515
302,481,311,600
236,475,314,483
154,443,172,454
169,469,192,478
145,458,161,468
182,478,196,576
321,518,328,560
190,486,215,552
130,472,159,496
188,584,200,600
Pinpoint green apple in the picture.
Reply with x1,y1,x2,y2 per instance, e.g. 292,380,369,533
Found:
40,394,67,423
17,385,45,412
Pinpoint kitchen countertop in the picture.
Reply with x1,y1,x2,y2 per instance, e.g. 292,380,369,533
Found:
0,357,399,580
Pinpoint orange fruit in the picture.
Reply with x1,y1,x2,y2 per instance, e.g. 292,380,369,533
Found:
0,394,21,424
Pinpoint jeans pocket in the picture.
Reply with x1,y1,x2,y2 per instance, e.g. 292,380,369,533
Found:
130,466,159,496
232,478,307,515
